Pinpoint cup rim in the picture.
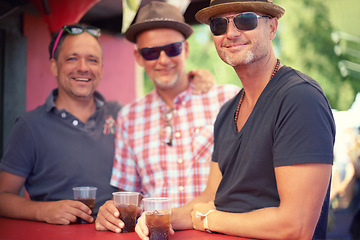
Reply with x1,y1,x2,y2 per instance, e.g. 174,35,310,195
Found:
112,191,140,197
72,186,97,191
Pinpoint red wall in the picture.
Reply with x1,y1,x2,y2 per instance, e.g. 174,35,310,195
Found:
23,14,136,111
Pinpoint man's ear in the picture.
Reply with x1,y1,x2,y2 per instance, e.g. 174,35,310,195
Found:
269,18,278,41
134,48,145,67
50,58,58,77
183,40,189,59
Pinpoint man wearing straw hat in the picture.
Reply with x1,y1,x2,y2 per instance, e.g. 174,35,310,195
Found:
135,1,335,239
95,1,239,233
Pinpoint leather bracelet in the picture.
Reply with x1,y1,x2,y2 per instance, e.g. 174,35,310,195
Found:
196,210,216,233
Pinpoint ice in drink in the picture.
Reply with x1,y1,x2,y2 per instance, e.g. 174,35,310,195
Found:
146,210,171,240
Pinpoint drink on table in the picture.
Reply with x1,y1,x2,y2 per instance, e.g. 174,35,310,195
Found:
116,204,138,232
143,197,172,240
75,198,95,224
112,192,140,232
73,186,97,224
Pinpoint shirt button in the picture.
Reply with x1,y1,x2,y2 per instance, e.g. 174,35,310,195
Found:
179,186,184,191
175,132,181,138
72,120,79,126
61,112,66,118
178,159,183,164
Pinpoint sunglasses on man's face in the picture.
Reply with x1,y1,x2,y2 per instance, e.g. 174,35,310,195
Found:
139,41,184,61
51,24,101,59
209,12,271,36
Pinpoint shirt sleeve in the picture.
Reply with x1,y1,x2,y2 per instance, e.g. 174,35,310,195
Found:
0,117,36,177
273,83,335,167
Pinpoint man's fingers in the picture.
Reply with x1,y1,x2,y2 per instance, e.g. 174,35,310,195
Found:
97,220,122,233
95,200,125,233
95,223,108,231
135,223,149,240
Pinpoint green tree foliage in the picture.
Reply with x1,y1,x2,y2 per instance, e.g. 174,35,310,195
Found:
277,0,357,110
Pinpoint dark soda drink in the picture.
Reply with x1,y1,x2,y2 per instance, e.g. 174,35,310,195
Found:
146,211,171,240
116,204,138,232
75,198,95,224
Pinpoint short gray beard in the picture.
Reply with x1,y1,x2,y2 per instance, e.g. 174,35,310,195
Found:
153,74,178,90
243,51,255,64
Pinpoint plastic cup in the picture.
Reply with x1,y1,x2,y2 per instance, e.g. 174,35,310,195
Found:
72,186,97,224
143,197,172,240
112,192,140,232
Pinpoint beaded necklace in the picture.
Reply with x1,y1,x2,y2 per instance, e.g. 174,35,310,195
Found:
234,59,281,132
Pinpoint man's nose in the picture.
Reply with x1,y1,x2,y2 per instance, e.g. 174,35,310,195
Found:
77,58,89,72
157,50,171,64
225,19,242,39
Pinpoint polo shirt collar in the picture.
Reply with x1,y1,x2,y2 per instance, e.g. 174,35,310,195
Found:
45,89,105,112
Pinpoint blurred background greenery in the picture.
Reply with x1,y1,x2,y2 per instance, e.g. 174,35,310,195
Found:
143,0,360,111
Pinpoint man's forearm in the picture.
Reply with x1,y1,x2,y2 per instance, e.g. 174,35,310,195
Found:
0,193,41,221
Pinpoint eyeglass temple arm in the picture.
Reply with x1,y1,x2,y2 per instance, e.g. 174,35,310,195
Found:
51,28,64,59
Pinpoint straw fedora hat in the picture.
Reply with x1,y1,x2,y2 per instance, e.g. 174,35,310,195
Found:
195,0,285,25
125,1,193,43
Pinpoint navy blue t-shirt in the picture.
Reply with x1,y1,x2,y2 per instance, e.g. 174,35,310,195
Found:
212,66,335,239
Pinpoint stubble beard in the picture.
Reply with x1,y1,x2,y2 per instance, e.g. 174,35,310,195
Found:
71,89,93,99
68,80,96,100
223,50,255,67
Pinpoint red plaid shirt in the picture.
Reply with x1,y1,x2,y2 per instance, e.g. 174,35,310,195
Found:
111,84,239,207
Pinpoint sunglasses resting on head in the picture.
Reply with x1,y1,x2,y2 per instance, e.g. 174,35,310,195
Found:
210,12,271,36
51,24,101,59
138,41,184,61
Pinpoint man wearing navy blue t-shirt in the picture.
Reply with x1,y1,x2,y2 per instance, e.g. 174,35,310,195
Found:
135,1,335,239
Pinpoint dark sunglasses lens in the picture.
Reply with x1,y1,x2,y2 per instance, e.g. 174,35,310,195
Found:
210,17,228,36
164,42,183,57
234,12,258,31
140,48,160,61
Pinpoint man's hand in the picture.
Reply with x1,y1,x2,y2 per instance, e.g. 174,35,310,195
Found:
189,69,215,94
41,200,93,225
135,212,149,239
95,200,124,233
